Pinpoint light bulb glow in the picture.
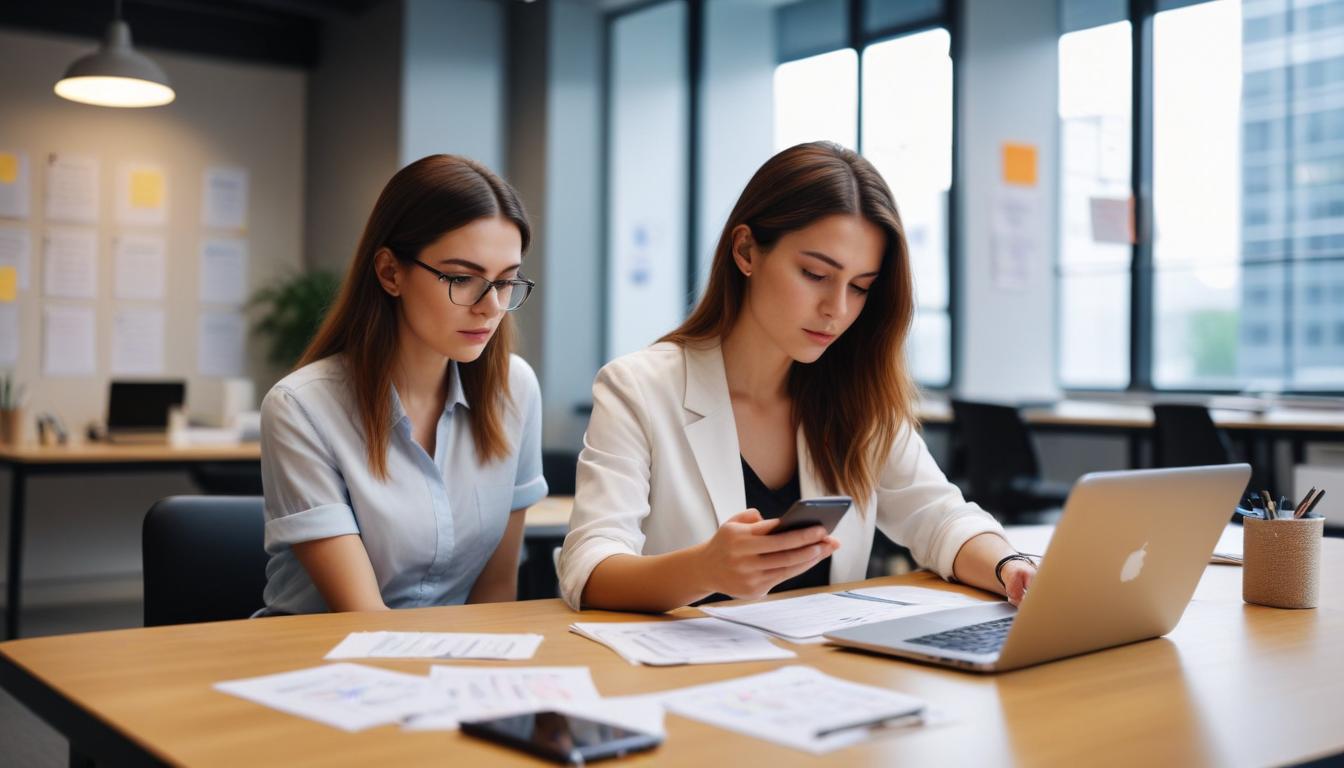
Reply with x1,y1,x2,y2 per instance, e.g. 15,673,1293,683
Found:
55,75,175,108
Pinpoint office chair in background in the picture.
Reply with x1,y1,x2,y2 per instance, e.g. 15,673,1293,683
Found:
142,496,268,626
1151,404,1237,468
950,399,1069,524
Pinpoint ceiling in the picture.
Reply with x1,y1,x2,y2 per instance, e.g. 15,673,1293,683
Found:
0,0,389,69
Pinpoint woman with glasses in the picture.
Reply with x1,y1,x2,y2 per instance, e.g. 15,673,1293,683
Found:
258,154,546,615
559,142,1036,612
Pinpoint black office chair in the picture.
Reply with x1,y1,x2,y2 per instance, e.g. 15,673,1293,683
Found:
1151,404,1236,468
950,399,1069,524
190,462,264,495
142,496,268,627
541,449,579,496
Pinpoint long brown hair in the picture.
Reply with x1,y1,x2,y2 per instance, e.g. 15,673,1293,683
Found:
299,154,531,480
661,141,917,503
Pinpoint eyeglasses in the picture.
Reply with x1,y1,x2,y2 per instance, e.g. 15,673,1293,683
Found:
410,259,536,311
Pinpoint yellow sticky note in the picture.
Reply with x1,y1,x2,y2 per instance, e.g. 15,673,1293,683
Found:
0,266,16,303
130,169,164,209
1002,143,1038,187
0,153,17,185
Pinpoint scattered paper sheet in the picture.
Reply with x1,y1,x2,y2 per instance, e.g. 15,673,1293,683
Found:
116,163,167,226
325,631,543,661
215,663,444,733
113,234,167,301
43,305,96,377
402,666,601,732
0,150,30,219
656,665,927,755
203,166,249,230
43,228,98,299
700,592,947,642
110,308,165,375
45,153,99,224
0,305,17,366
840,586,996,607
198,310,245,377
0,228,32,291
570,617,795,666
199,237,248,305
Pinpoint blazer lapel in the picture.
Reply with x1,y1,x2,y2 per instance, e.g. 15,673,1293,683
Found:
682,344,745,527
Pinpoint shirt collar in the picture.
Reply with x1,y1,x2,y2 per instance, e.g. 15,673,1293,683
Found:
388,361,470,427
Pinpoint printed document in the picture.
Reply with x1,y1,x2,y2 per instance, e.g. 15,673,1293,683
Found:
570,617,795,666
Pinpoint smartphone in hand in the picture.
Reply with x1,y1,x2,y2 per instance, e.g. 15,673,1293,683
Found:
769,496,852,535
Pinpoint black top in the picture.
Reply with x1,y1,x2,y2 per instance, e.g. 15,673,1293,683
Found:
694,457,832,606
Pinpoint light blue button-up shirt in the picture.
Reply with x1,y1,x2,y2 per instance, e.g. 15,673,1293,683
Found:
258,354,548,614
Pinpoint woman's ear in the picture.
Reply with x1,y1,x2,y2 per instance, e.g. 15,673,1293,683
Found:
730,224,756,277
373,248,402,297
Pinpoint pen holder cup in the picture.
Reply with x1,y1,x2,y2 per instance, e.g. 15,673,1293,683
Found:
0,407,21,445
1242,515,1323,609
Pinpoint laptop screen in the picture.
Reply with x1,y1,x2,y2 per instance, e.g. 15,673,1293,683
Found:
107,381,186,431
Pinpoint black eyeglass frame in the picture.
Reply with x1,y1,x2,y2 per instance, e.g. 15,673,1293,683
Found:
409,258,536,311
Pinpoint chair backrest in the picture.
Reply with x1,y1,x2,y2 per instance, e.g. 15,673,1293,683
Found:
1152,404,1235,468
950,399,1042,495
142,495,268,627
542,450,579,496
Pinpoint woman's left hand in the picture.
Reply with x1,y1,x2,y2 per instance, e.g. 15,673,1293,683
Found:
1002,560,1036,606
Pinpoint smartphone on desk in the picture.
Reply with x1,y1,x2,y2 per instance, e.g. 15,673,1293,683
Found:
460,710,662,765
769,496,852,535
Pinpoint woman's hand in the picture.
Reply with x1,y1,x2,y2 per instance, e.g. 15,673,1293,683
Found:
1001,559,1036,606
693,509,840,600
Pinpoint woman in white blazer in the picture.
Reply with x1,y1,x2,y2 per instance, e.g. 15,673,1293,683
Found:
559,142,1037,612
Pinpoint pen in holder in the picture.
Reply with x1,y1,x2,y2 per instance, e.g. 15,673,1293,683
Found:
1242,515,1323,609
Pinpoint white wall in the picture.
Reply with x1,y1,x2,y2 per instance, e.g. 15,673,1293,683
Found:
956,0,1061,401
697,0,776,290
304,0,402,275
0,28,306,602
401,0,507,172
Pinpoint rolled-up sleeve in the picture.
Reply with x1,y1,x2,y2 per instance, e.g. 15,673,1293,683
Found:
874,422,1007,580
557,361,653,610
259,387,359,555
510,359,549,510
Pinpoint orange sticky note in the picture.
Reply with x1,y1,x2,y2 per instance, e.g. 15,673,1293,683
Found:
1002,143,1038,186
130,169,164,209
0,266,16,302
0,153,17,185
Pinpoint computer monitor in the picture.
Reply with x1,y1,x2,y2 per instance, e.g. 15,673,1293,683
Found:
107,381,186,437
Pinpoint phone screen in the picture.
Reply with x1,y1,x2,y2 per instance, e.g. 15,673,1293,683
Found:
462,711,660,764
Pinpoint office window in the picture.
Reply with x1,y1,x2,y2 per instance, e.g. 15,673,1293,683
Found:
1057,20,1132,388
862,29,952,385
773,49,859,151
1152,0,1344,390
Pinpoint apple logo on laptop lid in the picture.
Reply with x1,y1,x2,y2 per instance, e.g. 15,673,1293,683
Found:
1120,542,1148,583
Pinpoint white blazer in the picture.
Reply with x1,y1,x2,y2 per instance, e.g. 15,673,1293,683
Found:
557,341,1006,610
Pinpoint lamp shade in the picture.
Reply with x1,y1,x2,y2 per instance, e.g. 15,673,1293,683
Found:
54,20,175,108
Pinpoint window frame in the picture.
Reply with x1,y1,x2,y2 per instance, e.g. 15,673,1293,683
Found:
1061,0,1344,396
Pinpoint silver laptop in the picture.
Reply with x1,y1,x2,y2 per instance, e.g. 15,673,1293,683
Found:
825,464,1251,673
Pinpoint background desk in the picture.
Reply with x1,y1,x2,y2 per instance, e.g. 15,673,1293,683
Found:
0,443,263,640
2,537,1340,767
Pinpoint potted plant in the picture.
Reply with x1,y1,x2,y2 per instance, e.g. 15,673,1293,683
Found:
250,271,342,368
0,372,25,445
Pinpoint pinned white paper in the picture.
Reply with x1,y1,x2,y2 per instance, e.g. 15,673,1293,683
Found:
43,228,98,299
43,305,96,377
0,228,32,291
199,238,248,305
110,308,165,375
45,154,99,224
203,166,249,230
0,150,31,220
113,234,167,301
198,310,245,377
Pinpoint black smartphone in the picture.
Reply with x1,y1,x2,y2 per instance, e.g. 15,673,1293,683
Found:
769,496,852,535
460,710,662,765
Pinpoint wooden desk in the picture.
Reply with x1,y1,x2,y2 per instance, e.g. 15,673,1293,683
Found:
3,541,1341,767
0,442,263,640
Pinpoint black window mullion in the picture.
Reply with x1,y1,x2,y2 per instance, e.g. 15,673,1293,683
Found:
1130,0,1156,391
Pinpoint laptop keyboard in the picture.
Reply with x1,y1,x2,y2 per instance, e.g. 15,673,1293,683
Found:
906,616,1015,655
